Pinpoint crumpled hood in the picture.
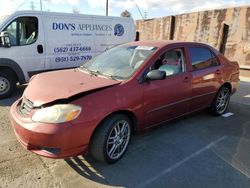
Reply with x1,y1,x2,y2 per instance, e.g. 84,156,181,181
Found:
24,69,121,107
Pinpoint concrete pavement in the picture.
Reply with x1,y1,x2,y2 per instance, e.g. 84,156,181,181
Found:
0,82,249,188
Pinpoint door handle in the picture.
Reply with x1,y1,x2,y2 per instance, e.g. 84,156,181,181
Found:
183,76,191,83
215,69,221,75
37,45,43,54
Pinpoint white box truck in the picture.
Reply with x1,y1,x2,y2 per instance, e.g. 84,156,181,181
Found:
0,11,135,98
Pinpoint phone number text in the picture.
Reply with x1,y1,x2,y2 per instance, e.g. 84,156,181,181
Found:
54,46,91,53
55,55,92,62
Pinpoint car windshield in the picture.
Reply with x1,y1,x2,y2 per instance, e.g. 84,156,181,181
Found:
80,45,157,80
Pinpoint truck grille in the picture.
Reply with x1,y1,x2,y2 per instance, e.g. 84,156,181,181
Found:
19,97,34,115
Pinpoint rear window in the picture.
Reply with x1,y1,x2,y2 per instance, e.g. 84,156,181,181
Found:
190,47,219,70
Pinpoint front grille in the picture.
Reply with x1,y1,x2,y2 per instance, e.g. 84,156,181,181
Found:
19,96,34,115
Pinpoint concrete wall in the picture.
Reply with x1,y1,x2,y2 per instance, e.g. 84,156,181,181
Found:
136,6,250,67
136,17,172,41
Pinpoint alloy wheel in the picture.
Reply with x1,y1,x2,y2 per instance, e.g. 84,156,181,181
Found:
216,87,230,114
106,120,131,160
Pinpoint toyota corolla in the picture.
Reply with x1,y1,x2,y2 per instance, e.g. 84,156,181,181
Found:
10,41,239,163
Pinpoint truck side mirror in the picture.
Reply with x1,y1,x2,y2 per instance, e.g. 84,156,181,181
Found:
0,32,11,48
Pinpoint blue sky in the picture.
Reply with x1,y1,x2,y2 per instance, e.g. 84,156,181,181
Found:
1,0,250,19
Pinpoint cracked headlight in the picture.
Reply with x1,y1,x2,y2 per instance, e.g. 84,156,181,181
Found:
32,104,81,123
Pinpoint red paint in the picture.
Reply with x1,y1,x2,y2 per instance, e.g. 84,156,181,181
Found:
25,69,120,107
10,41,240,158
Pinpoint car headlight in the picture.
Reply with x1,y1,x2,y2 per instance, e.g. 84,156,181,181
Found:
32,104,81,123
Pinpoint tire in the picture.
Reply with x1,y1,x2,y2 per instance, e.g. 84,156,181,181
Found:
0,70,16,99
209,86,231,116
89,114,132,164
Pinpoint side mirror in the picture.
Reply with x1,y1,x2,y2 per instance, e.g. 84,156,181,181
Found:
0,31,11,48
146,70,166,80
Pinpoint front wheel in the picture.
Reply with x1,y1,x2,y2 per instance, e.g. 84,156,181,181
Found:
0,71,16,99
89,114,132,164
209,86,231,116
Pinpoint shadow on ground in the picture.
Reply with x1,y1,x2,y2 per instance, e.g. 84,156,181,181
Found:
0,85,26,107
231,81,250,106
65,103,250,188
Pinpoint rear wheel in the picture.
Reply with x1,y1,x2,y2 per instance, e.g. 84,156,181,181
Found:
0,71,16,99
89,114,132,164
210,86,231,116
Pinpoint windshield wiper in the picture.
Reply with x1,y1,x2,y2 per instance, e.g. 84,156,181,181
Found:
80,66,99,76
90,70,120,80
80,67,123,80
102,73,124,80
89,70,102,76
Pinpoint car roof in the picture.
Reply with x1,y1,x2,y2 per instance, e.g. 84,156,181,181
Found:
127,40,214,49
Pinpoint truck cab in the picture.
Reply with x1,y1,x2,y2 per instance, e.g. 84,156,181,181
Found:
0,11,135,98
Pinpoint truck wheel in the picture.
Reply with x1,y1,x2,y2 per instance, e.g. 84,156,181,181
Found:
0,71,16,99
89,114,132,164
209,86,231,116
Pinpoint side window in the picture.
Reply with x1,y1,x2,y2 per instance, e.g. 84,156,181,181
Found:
152,48,186,76
190,47,219,71
5,21,17,45
4,17,38,46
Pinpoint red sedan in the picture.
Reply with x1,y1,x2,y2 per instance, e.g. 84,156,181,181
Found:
10,41,239,163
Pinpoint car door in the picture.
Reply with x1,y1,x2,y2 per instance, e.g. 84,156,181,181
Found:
2,15,45,80
143,46,192,129
188,45,222,111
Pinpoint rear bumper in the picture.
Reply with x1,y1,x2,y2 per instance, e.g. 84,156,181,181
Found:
10,100,89,158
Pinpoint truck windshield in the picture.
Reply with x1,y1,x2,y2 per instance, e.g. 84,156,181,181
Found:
0,15,8,27
80,45,157,80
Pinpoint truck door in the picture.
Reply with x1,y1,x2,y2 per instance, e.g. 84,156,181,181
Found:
1,16,45,80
